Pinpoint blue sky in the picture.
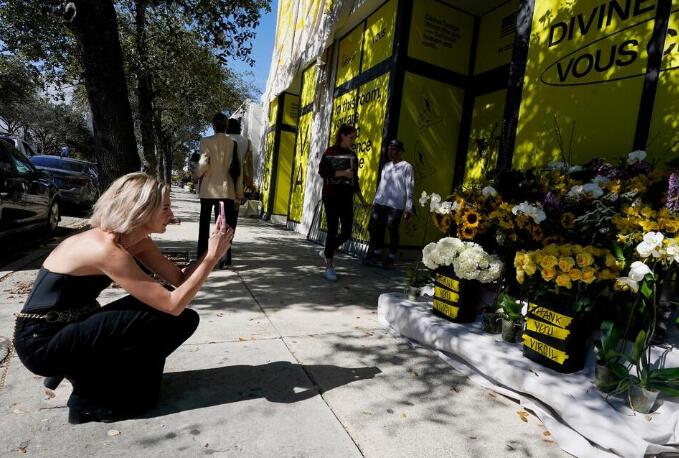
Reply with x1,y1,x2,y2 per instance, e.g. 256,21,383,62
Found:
229,2,277,95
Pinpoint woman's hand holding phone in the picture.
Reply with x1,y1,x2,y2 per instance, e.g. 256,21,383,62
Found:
208,202,233,261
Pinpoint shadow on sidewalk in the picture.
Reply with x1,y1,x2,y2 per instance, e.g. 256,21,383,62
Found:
142,361,381,418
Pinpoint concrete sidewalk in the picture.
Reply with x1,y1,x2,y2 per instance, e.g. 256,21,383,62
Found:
0,188,568,457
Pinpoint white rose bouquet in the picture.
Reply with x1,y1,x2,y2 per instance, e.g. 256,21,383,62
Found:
422,237,503,283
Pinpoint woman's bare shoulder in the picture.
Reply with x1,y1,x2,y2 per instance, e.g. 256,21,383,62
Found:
42,229,123,275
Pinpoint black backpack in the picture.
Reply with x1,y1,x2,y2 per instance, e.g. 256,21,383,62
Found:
229,141,240,185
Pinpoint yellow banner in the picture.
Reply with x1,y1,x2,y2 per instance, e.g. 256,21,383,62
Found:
648,6,679,161
514,0,656,168
474,1,518,74
433,299,459,319
337,25,363,87
396,72,464,246
268,98,278,127
525,317,571,340
464,89,506,183
523,335,570,365
261,131,276,213
527,303,573,329
434,273,459,292
330,88,358,137
408,0,473,74
362,0,397,73
434,286,460,304
288,111,312,222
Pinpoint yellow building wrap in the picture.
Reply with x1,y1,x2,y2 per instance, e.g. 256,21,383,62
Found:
361,0,397,73
354,72,391,241
288,111,313,223
336,25,364,87
331,88,359,136
514,0,657,168
474,1,518,75
268,98,278,127
397,72,465,246
301,64,317,107
464,90,507,183
261,130,276,214
407,0,473,75
273,131,296,216
647,5,679,161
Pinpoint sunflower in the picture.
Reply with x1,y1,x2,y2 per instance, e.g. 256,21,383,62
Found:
462,209,481,228
439,214,453,233
460,225,478,240
561,212,576,230
531,225,544,242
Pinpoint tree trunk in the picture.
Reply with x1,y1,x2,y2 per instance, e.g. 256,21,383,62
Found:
163,143,172,184
66,0,139,188
134,0,157,170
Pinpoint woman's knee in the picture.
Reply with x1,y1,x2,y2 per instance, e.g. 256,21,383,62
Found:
178,308,200,336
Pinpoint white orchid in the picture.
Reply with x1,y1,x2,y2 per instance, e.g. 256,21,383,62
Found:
429,193,442,213
568,183,604,199
592,175,611,187
615,277,640,293
629,261,653,282
438,201,454,214
419,191,429,207
481,186,497,197
636,232,665,258
512,201,546,224
627,150,647,164
666,243,679,264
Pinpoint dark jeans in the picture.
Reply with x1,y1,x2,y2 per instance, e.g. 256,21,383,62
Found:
14,295,199,412
368,204,403,256
323,194,354,260
197,198,239,262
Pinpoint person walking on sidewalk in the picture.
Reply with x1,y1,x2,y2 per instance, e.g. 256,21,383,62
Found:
318,124,369,281
195,112,244,268
364,139,414,268
13,172,233,424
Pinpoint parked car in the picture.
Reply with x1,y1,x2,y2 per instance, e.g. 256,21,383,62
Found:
29,155,99,208
0,135,38,158
0,141,61,238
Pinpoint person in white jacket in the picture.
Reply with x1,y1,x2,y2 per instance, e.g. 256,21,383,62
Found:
364,139,414,268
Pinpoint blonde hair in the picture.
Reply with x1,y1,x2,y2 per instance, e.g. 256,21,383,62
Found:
90,172,168,234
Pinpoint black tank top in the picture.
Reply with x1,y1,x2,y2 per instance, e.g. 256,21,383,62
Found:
21,267,112,313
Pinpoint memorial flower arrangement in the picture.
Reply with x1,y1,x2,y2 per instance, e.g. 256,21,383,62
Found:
422,237,503,283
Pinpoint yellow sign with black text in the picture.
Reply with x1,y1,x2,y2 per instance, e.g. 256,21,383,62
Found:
261,131,276,214
474,1,518,75
273,131,296,216
464,90,506,183
282,94,300,127
523,335,570,365
288,111,312,223
514,0,656,168
337,25,364,87
525,317,571,340
435,273,460,292
433,299,460,319
527,303,573,329
362,0,397,73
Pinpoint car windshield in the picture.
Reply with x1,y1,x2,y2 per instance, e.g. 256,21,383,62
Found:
31,156,88,173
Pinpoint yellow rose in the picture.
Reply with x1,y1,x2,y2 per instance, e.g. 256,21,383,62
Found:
605,254,618,269
581,267,597,284
532,251,545,265
541,266,557,282
569,268,582,281
523,260,537,276
598,269,617,280
516,270,525,285
539,255,558,269
543,244,560,256
558,245,572,256
576,252,594,267
571,244,584,254
514,252,525,268
641,207,656,218
558,257,575,273
555,274,572,289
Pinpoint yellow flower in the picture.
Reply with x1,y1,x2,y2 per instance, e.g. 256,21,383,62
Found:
460,225,477,240
558,257,575,272
532,225,544,242
523,260,537,276
576,252,594,267
561,212,576,229
558,244,572,256
516,270,525,285
462,209,480,228
555,274,572,289
539,255,558,269
514,252,526,269
581,267,597,284
569,268,582,281
533,251,545,265
639,220,660,232
605,254,618,269
543,244,560,256
598,269,617,280
541,266,557,282
640,206,655,218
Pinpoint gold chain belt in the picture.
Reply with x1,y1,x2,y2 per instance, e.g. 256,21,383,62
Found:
14,303,100,324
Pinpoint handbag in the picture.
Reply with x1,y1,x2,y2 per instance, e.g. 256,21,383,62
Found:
229,142,240,185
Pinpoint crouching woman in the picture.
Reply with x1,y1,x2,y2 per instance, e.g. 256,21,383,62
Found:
13,172,233,424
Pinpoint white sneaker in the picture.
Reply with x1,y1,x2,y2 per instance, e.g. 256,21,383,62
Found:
319,249,326,260
324,267,337,281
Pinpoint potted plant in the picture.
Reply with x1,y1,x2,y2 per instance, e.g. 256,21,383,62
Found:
593,321,626,393
497,293,522,342
404,260,430,300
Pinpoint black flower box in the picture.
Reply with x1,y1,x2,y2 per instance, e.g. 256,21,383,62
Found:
432,266,478,323
522,295,587,373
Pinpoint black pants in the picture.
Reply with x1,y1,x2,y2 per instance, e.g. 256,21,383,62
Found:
197,198,239,262
368,204,404,256
323,194,354,260
14,295,199,412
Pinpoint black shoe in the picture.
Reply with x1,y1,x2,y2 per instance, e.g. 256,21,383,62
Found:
362,253,379,266
68,405,136,424
381,257,395,269
44,375,64,390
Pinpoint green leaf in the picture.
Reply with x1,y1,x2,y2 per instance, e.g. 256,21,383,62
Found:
649,368,679,381
629,330,646,364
